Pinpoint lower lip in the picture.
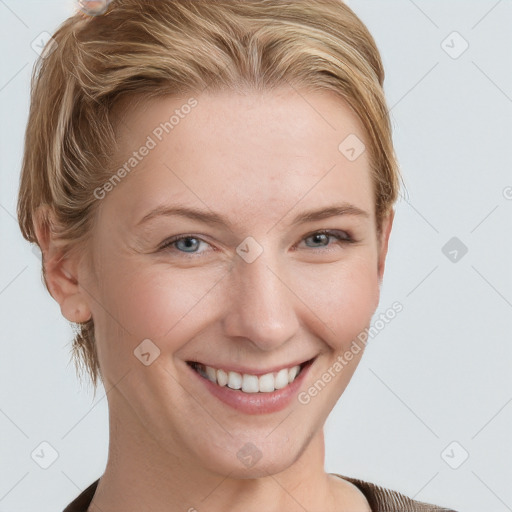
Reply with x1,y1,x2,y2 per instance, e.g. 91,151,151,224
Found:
187,361,314,415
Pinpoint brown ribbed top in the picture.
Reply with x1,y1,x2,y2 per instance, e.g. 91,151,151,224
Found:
63,474,458,511
338,474,457,512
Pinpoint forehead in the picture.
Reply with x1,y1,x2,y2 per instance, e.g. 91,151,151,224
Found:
103,87,375,229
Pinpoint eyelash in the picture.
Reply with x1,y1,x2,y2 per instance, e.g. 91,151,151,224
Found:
158,229,356,257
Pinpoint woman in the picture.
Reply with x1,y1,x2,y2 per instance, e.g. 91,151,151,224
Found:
17,1,458,510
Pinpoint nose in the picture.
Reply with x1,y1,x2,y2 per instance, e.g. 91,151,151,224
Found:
221,248,300,352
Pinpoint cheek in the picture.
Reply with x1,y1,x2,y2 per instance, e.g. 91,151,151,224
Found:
299,256,380,349
90,271,214,388
89,258,224,362
104,268,219,332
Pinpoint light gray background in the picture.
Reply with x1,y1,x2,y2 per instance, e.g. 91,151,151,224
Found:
1,1,511,511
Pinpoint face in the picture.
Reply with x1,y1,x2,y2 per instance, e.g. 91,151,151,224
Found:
68,87,392,478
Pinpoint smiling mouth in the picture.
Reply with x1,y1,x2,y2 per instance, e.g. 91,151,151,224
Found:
186,359,314,394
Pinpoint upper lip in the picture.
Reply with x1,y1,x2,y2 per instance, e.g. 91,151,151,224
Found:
187,357,316,376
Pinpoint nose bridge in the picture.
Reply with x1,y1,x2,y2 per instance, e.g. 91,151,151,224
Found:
222,247,299,350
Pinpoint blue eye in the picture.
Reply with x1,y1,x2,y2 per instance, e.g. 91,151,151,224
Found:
162,236,206,254
302,230,353,249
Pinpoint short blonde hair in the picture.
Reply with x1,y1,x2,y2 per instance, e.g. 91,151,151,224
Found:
17,0,401,389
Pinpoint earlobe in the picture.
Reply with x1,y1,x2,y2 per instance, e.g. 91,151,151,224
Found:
61,296,92,324
33,205,92,324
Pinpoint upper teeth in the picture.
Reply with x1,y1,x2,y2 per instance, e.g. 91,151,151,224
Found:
194,363,302,393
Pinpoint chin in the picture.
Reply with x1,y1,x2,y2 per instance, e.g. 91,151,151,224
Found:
201,447,300,480
191,427,310,479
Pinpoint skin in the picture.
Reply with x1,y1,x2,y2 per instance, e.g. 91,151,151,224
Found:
37,86,393,512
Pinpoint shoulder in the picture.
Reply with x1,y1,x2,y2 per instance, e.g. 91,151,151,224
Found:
333,474,458,512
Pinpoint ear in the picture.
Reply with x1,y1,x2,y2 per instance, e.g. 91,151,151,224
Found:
377,209,394,284
33,205,92,324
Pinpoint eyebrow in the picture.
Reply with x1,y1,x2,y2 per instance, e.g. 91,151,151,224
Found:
136,202,370,228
